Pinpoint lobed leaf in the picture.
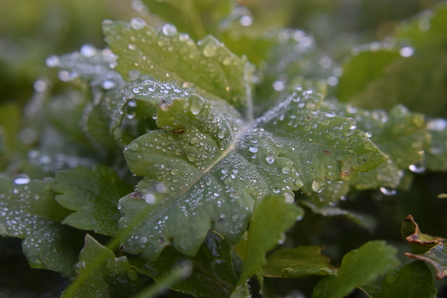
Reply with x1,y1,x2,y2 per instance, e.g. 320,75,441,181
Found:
262,246,336,278
118,88,385,260
102,20,252,112
311,241,399,298
0,177,82,276
62,234,142,298
53,165,132,236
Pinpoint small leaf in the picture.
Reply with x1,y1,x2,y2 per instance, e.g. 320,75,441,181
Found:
374,261,437,298
0,177,82,276
262,246,336,278
238,194,304,284
62,234,142,298
103,20,251,110
53,165,132,236
131,232,238,298
311,241,399,298
402,215,447,279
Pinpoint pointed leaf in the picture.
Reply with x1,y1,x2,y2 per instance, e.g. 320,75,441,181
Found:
374,261,437,298
119,88,385,260
262,246,336,278
53,166,132,236
312,241,399,298
0,177,82,276
131,232,238,298
62,234,142,298
103,20,251,110
238,194,304,284
402,215,447,279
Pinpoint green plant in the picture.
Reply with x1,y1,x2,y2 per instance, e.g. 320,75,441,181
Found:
1,1,447,297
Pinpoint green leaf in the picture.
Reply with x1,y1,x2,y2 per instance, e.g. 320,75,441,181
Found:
53,165,132,236
262,246,336,278
238,194,304,284
401,215,447,279
131,232,238,298
337,50,400,102
374,261,437,298
103,20,251,111
119,87,385,260
0,177,82,276
141,0,232,40
395,4,447,50
62,234,142,298
311,241,399,298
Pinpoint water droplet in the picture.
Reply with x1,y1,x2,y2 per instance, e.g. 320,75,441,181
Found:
189,94,204,115
128,44,137,50
311,178,325,193
140,236,148,243
400,46,414,57
187,153,196,162
277,233,286,245
14,174,30,185
45,55,60,67
222,56,232,65
127,70,141,81
266,154,275,164
239,15,253,26
80,44,96,57
284,192,294,203
129,142,139,151
162,23,177,36
102,80,116,90
365,131,372,138
249,147,258,153
217,130,225,139
380,187,397,196
272,80,285,91
202,38,219,57
409,163,425,173
144,193,156,204
156,182,168,193
427,119,447,131
179,33,190,42
282,167,291,174
130,17,146,30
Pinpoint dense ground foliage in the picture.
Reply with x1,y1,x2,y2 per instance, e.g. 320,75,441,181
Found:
1,1,447,297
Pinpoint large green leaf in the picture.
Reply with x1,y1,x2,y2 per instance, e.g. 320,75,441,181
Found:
238,194,303,284
131,232,238,298
103,20,252,112
118,87,385,260
374,261,437,298
53,165,132,236
311,241,399,298
0,177,82,276
262,246,336,278
62,234,142,298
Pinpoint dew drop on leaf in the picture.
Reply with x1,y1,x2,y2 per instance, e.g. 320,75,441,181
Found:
102,80,116,90
162,23,177,36
144,193,156,204
202,38,218,57
45,55,60,67
311,178,325,193
266,154,275,164
130,17,146,30
189,95,204,115
379,187,397,196
14,174,30,185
